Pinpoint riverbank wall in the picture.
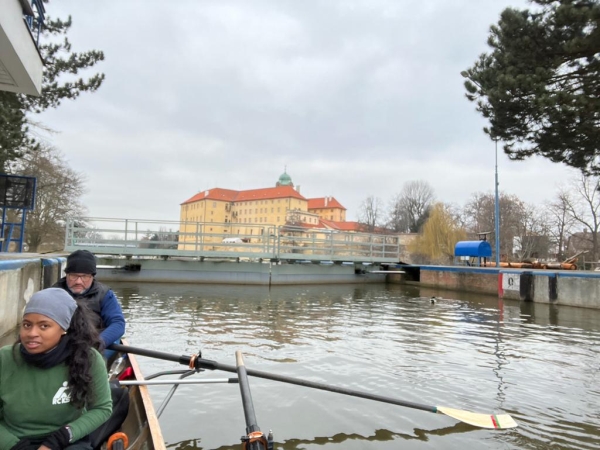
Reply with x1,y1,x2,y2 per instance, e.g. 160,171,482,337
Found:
0,255,65,340
391,265,600,309
94,257,386,285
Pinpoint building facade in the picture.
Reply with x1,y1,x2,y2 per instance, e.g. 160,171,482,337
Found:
178,171,347,247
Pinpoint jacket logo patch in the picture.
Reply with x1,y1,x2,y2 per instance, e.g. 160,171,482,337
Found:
52,381,72,405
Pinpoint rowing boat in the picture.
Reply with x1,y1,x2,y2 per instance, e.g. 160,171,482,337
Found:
104,341,239,450
105,340,166,450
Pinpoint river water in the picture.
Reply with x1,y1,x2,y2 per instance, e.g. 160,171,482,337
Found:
111,282,600,450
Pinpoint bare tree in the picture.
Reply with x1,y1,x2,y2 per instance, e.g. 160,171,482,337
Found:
562,174,600,263
11,145,86,252
513,203,551,261
358,195,382,232
545,191,576,261
388,181,434,233
463,192,528,261
285,209,303,226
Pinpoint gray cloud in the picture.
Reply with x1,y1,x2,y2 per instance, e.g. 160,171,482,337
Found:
39,0,574,222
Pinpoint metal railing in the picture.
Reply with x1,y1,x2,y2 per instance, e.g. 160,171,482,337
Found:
24,0,46,46
64,218,402,263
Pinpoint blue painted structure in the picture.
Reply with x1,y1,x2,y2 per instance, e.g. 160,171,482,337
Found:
454,240,492,267
0,174,37,252
455,241,492,257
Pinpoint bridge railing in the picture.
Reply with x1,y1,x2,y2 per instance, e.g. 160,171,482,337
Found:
64,218,402,262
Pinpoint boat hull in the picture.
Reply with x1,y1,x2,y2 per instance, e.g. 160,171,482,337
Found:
111,340,166,450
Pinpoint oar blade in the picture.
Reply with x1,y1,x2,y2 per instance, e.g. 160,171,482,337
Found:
436,407,518,429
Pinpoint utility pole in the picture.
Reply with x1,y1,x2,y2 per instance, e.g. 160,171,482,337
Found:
494,139,500,266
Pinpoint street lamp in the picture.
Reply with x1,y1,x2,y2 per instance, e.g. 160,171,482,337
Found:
494,138,500,267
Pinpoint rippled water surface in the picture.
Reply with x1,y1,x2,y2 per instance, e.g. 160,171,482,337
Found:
111,282,600,450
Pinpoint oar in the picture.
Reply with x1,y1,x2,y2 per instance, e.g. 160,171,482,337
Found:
236,351,272,450
108,343,517,429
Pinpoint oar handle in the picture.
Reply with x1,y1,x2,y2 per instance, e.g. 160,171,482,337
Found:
236,351,262,435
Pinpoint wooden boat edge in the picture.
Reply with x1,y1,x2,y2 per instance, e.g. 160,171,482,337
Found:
121,339,166,450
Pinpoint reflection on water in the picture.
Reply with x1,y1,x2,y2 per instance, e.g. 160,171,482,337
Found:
111,282,600,450
169,422,475,450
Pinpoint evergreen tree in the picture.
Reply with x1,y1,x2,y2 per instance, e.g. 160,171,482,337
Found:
461,0,600,175
0,93,33,169
0,13,104,170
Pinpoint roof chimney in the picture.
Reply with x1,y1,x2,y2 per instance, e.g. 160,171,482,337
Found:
324,197,328,206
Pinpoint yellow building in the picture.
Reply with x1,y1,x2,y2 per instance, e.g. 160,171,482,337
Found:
178,172,347,247
308,197,346,222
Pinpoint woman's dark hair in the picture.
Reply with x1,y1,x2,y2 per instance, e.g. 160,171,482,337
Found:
66,301,102,409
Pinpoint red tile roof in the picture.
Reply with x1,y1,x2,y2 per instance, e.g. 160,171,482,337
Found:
182,186,305,205
308,197,346,210
236,186,306,202
319,219,368,232
181,188,238,204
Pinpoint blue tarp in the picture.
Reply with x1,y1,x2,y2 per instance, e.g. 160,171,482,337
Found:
454,240,492,257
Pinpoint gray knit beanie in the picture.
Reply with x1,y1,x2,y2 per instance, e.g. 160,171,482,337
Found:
23,288,78,330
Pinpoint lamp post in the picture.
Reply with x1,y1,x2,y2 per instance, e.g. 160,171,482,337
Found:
494,138,500,267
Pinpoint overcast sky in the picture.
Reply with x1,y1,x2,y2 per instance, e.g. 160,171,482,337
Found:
38,0,577,222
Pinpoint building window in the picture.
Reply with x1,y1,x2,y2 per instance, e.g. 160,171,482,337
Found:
213,202,216,208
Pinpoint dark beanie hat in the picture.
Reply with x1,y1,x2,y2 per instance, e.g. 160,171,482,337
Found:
65,250,97,275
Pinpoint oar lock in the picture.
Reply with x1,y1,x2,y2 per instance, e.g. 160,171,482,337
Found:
188,350,202,370
241,430,273,450
184,350,202,372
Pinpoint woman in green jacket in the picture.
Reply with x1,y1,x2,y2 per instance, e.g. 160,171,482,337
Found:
0,288,112,450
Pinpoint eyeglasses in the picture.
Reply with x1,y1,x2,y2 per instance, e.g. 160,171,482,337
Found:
67,273,93,282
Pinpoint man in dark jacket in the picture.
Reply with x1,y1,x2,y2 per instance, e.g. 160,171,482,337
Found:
54,250,125,349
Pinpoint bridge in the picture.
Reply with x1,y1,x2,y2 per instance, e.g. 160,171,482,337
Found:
65,218,404,264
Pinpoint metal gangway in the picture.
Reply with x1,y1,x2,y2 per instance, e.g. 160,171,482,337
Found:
64,218,403,264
